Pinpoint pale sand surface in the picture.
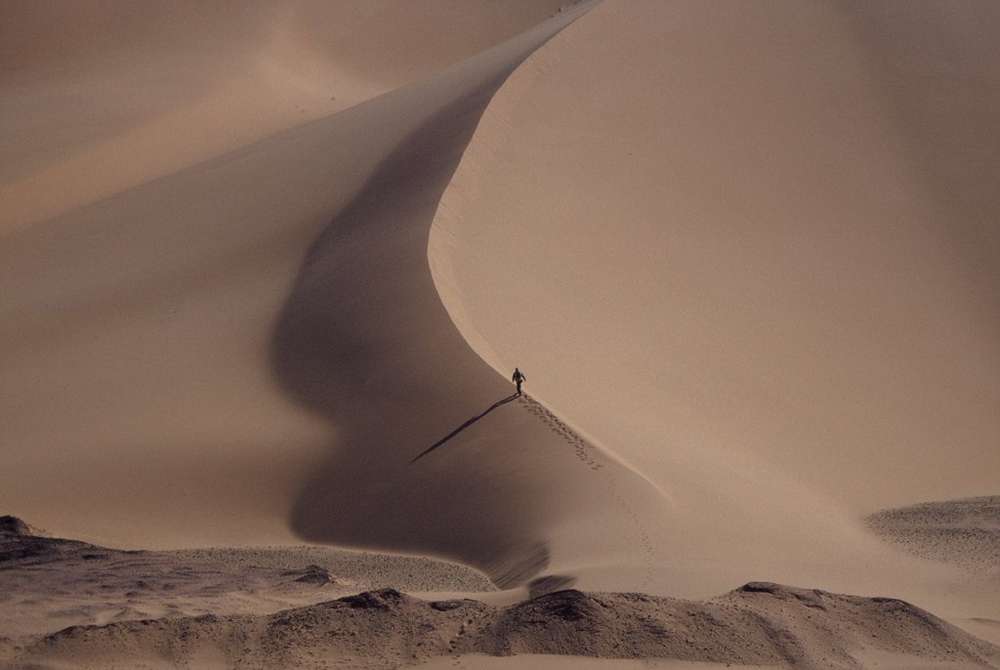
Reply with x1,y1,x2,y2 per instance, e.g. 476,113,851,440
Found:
2,0,1000,667
0,1,568,230
1,3,608,564
430,0,1000,604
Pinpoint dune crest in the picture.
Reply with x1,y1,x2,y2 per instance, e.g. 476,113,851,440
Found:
266,1,674,586
2,0,671,587
430,0,1000,604
0,1,570,231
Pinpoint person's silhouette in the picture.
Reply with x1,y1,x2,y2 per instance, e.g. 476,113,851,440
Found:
512,367,527,395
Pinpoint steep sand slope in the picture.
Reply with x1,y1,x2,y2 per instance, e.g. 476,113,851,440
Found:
430,0,1000,602
14,586,999,670
0,1,568,230
1,1,669,587
1,4,585,547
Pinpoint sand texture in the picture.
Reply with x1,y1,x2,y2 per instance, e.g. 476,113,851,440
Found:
3,0,1000,667
4,522,1000,669
867,497,1000,574
10,585,999,670
0,518,492,642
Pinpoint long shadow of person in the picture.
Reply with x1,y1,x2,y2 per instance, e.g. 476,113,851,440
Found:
267,58,569,587
410,392,521,464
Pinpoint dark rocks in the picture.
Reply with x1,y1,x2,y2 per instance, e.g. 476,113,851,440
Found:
339,588,406,609
291,564,333,584
518,589,599,622
0,516,32,536
736,582,828,609
19,582,1000,669
528,574,577,599
430,600,465,611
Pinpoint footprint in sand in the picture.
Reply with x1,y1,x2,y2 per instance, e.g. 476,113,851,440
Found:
519,394,658,588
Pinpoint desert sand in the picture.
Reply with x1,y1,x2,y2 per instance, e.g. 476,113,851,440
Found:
4,521,997,669
2,0,999,668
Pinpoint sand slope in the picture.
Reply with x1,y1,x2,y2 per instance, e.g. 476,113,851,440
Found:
1,0,670,588
430,0,1000,602
866,496,1000,633
3,0,999,654
0,0,569,230
868,496,1000,573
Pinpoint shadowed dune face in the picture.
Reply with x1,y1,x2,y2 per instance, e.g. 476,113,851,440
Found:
270,78,565,584
2,2,635,555
270,4,670,586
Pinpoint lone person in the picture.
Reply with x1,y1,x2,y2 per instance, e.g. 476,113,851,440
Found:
512,367,527,395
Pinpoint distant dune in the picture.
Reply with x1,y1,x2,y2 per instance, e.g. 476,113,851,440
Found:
868,496,1000,571
0,0,570,230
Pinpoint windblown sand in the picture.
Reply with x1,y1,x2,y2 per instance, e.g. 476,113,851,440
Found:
2,0,999,668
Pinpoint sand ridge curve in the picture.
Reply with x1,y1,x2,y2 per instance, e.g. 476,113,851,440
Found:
268,0,672,587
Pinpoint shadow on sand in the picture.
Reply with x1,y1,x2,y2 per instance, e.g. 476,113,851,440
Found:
267,60,563,587
410,392,521,464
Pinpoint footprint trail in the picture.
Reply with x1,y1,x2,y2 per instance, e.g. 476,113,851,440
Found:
518,394,660,590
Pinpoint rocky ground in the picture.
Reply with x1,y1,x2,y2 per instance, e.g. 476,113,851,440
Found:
0,516,492,644
4,515,1000,669
9,584,1000,669
866,496,1000,574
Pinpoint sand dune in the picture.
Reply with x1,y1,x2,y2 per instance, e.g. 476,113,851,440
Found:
430,0,1000,601
3,0,1000,667
868,496,1000,572
2,0,668,587
267,1,667,583
0,1,569,230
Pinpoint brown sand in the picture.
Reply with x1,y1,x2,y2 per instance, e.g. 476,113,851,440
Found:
867,496,1000,573
1,3,621,562
0,518,491,641
0,1,569,230
2,0,1000,667
10,584,999,669
3,523,998,669
430,0,1000,602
